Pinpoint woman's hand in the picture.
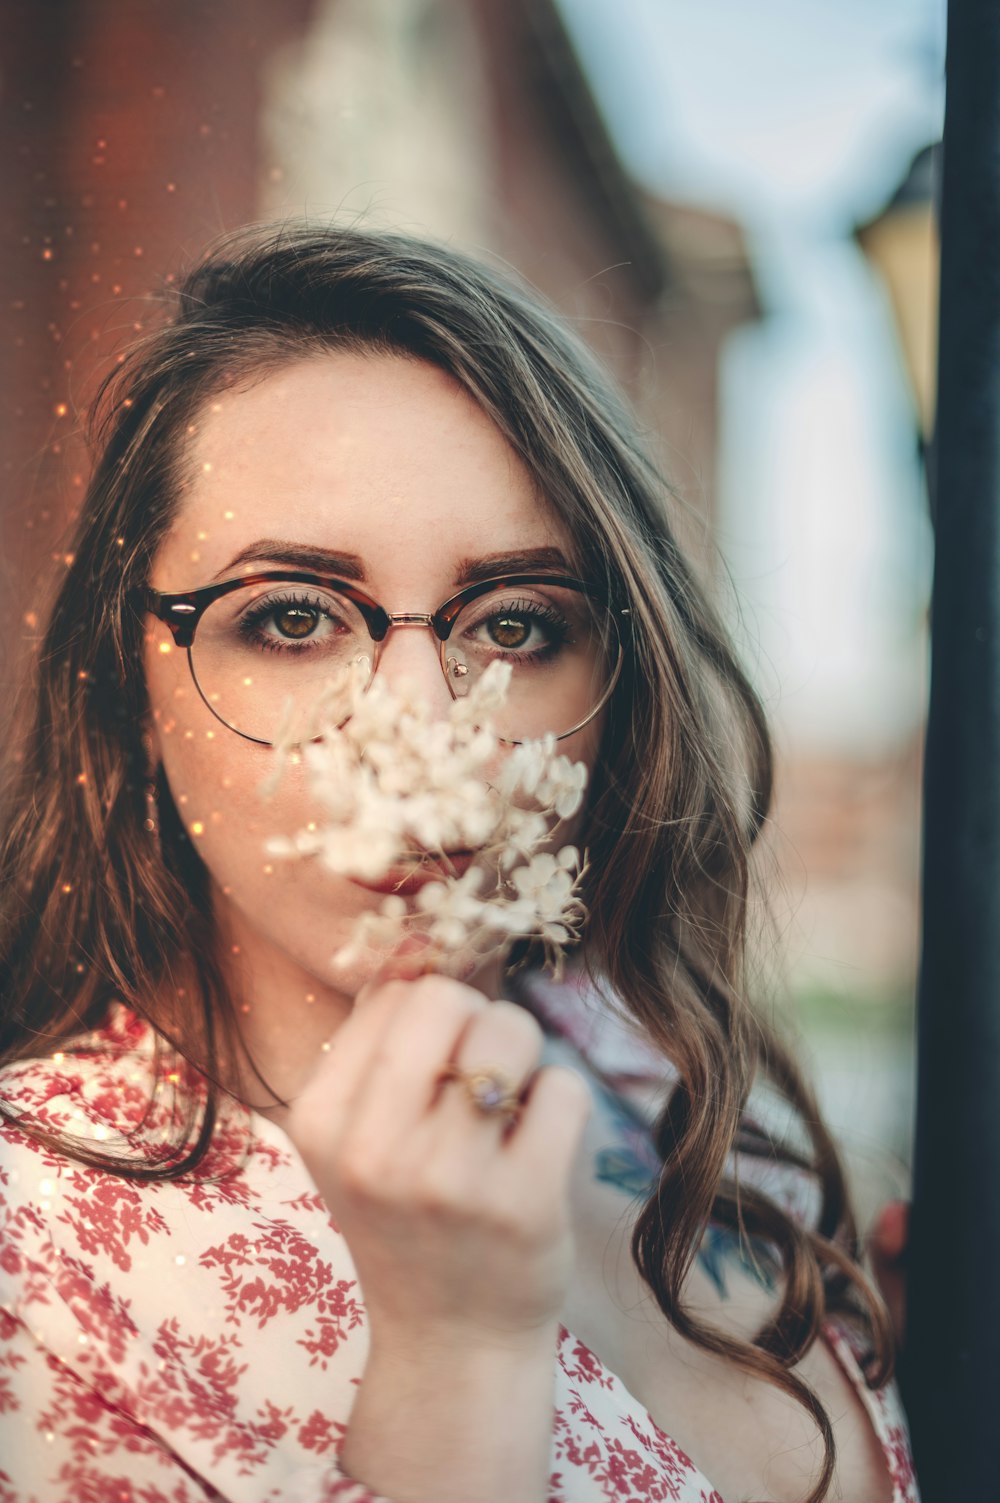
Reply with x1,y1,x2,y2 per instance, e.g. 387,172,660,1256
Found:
282,976,590,1503
284,975,589,1354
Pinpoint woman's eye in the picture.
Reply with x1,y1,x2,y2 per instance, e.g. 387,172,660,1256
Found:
487,613,532,649
271,604,323,639
236,593,345,650
254,602,333,642
464,598,569,659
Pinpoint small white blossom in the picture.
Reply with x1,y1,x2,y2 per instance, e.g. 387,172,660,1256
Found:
263,659,589,975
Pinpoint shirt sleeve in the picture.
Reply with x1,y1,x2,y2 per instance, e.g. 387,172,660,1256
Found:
0,1307,396,1503
0,1304,222,1501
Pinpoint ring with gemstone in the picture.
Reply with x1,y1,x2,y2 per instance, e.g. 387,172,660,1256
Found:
439,1065,525,1123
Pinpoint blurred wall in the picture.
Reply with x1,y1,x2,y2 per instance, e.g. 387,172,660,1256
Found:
1,0,757,695
0,0,315,686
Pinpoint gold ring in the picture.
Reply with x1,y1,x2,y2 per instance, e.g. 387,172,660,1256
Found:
439,1065,524,1122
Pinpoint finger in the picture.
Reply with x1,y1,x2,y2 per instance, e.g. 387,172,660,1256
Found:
432,1001,545,1135
329,976,490,1140
305,979,414,1099
498,1064,591,1199
292,977,483,1141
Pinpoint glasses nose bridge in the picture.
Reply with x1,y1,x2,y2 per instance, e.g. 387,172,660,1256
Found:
384,611,438,633
372,612,454,693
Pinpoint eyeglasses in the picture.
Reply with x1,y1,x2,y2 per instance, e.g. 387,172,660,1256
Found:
138,570,629,745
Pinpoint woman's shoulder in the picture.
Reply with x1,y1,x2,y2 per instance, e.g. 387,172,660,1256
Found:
0,1012,371,1503
0,1003,312,1343
0,1002,161,1147
0,1000,265,1203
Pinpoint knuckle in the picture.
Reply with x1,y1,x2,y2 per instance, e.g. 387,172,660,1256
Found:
484,1000,544,1052
371,978,412,1004
360,979,415,1018
413,974,485,1011
404,976,487,1034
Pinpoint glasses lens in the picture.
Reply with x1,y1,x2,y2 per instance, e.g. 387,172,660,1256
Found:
191,582,372,742
445,583,621,740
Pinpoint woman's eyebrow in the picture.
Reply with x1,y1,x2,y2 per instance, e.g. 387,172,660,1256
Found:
454,547,573,584
216,540,367,580
215,542,573,585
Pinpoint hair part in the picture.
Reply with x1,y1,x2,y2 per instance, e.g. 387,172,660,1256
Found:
0,221,893,1502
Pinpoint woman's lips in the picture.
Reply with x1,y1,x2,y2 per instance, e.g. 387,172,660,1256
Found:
350,851,475,897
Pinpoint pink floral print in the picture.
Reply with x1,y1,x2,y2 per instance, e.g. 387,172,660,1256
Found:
0,1003,917,1501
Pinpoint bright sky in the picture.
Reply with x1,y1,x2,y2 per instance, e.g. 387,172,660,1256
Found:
557,0,946,751
557,0,945,228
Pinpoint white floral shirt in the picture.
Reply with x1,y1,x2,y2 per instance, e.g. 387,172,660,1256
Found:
0,991,918,1502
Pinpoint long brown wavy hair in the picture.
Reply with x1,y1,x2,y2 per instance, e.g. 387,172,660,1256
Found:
0,222,892,1502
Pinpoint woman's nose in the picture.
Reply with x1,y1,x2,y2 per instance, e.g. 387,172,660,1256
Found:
374,623,455,716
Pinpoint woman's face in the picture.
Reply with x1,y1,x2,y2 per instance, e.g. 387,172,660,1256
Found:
143,352,601,1009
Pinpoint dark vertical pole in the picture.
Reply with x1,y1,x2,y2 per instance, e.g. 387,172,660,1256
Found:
906,0,1000,1492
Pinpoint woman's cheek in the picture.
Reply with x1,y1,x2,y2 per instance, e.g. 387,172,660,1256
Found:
156,732,309,883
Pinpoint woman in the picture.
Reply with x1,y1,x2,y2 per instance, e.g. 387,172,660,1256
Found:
0,224,915,1503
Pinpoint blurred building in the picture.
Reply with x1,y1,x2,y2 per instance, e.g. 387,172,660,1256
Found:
0,0,760,693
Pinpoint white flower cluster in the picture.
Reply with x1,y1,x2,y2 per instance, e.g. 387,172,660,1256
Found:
261,660,589,976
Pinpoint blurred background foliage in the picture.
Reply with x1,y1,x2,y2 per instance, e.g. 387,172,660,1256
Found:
0,0,945,1223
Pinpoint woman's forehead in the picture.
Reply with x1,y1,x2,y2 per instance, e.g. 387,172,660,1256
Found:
156,352,575,589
